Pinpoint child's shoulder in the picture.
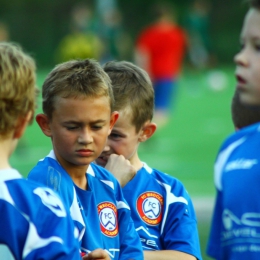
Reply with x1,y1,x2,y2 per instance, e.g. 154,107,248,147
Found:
142,162,185,187
88,163,120,185
28,151,74,196
139,163,191,199
220,122,260,151
2,168,64,210
236,122,260,137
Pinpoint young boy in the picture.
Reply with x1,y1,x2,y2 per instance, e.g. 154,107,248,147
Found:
0,42,81,259
96,61,202,260
207,1,260,259
27,58,143,259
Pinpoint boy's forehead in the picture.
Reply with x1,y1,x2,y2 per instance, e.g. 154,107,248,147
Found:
54,94,110,104
241,8,260,37
53,95,111,113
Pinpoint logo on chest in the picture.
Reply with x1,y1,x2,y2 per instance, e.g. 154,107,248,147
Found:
97,202,118,237
136,191,163,226
225,158,258,172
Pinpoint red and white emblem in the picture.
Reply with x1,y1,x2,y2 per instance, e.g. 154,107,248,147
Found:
97,202,118,237
136,191,163,225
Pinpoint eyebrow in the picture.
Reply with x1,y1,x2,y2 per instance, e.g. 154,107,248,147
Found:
63,119,107,124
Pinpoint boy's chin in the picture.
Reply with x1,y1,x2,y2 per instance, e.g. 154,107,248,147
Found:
240,94,260,107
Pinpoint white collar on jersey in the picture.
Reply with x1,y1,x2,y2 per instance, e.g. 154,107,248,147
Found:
0,168,22,183
47,149,95,177
142,162,153,174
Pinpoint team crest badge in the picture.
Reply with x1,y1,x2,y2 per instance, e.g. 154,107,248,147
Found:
98,202,118,237
137,191,163,225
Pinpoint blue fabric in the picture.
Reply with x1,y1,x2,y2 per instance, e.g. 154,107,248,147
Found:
28,151,144,260
0,168,80,260
123,163,202,259
207,122,260,259
153,78,176,111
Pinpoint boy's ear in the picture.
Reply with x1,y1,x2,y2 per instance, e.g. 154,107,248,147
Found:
13,111,33,139
36,113,52,137
139,121,157,142
109,111,119,132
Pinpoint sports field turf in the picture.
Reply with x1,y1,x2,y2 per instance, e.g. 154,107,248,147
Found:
11,65,236,259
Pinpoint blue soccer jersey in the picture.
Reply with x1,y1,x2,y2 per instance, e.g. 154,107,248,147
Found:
0,168,80,260
122,163,201,259
207,122,260,259
28,150,143,260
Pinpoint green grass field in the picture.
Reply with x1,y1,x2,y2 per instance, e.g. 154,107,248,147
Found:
10,65,236,260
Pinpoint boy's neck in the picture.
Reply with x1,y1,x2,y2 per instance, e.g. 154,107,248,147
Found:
58,159,89,190
130,152,143,171
68,166,88,190
0,139,16,170
72,175,88,190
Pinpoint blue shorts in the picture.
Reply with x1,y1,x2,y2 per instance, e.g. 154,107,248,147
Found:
153,78,176,111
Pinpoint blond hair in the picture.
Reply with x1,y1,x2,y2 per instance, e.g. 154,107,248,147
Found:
0,42,37,138
103,60,154,132
42,59,114,119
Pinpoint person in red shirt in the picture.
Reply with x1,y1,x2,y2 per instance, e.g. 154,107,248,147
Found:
135,2,187,127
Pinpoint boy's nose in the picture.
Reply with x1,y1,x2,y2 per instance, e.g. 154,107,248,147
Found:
78,129,93,144
234,50,248,67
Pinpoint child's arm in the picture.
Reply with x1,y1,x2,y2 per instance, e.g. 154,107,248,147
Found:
82,249,111,260
105,154,136,187
144,250,196,260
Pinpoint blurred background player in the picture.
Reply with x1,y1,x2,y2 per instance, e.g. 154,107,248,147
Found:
184,0,213,70
95,0,132,64
184,0,228,93
135,2,187,127
55,2,103,63
0,42,81,260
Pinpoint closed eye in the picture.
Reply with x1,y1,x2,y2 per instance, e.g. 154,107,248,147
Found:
91,125,103,130
109,133,122,139
66,126,79,130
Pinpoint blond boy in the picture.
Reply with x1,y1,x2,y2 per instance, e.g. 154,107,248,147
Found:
0,42,81,259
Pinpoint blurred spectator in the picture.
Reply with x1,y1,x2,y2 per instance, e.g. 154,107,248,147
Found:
55,2,103,63
135,2,187,127
184,0,228,93
96,0,132,63
184,0,214,70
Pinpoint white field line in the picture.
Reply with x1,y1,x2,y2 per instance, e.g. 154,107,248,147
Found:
192,196,215,221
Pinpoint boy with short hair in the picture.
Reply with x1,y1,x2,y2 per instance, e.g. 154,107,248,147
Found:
28,58,143,259
0,42,81,259
207,0,260,259
96,60,201,260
